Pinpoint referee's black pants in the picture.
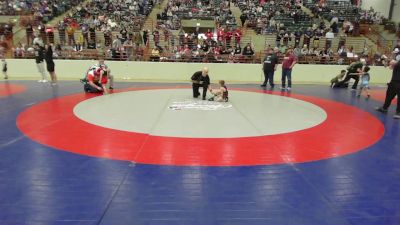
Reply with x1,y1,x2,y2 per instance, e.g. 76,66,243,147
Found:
383,82,400,113
192,83,208,99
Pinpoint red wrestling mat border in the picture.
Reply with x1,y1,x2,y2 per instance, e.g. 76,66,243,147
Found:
16,87,385,166
0,83,26,97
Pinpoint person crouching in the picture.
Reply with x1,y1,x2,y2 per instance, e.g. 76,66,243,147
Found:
84,67,109,94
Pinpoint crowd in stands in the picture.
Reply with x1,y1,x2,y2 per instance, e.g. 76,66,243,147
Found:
0,0,81,23
2,0,395,66
156,0,236,30
305,0,385,26
148,28,249,63
238,0,311,35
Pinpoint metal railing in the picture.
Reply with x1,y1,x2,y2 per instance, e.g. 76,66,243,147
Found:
364,25,397,56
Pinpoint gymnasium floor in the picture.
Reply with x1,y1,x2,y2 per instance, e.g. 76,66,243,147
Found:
0,80,399,225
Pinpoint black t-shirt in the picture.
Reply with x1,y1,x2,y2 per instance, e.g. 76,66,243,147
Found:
87,42,96,49
347,62,363,73
234,47,242,55
263,54,278,71
191,71,210,86
242,47,254,56
45,47,54,64
391,61,400,83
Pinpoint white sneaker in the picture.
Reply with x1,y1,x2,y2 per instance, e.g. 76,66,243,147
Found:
38,79,44,82
42,80,48,83
287,87,292,91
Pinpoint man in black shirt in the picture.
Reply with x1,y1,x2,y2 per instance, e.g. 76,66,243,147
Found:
191,67,211,100
242,43,254,56
261,48,278,89
336,60,364,90
376,60,400,119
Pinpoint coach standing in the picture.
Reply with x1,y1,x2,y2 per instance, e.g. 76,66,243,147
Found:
191,67,211,100
261,48,278,89
281,48,297,91
376,60,400,119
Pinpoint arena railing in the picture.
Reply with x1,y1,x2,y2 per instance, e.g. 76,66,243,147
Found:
364,25,397,56
16,47,376,66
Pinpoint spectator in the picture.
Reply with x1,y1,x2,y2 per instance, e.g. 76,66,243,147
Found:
281,48,297,90
150,46,161,62
325,29,334,49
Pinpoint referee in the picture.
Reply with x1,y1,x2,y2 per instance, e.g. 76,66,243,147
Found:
376,60,400,119
191,67,211,100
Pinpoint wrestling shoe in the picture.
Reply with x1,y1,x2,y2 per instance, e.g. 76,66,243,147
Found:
109,86,114,90
375,107,388,113
208,97,214,101
394,113,400,119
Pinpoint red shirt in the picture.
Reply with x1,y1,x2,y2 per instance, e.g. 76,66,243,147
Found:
87,69,107,84
217,29,224,41
234,30,242,40
225,31,232,40
282,54,296,69
206,31,213,40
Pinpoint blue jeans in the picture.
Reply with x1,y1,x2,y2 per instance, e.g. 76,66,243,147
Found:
263,70,275,87
281,69,292,88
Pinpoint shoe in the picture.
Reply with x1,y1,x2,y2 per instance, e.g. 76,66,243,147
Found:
109,86,114,90
351,88,357,91
202,97,206,100
357,94,360,98
42,80,48,83
260,84,266,87
281,87,286,91
394,113,400,119
208,97,214,101
375,107,388,113
287,87,291,91
270,85,275,89
38,79,44,82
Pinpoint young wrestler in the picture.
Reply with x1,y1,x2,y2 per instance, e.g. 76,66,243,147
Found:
208,80,229,102
84,66,109,94
357,66,371,98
